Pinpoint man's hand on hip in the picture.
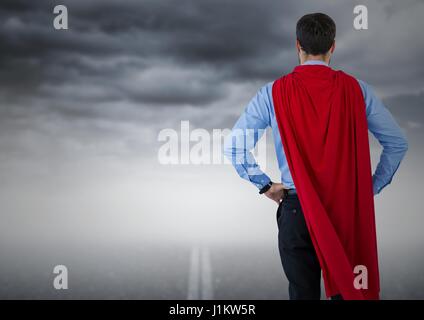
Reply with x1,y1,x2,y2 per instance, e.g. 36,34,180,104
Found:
264,183,287,204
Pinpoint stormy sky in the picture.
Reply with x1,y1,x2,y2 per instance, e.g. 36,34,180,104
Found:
0,0,423,298
0,0,423,163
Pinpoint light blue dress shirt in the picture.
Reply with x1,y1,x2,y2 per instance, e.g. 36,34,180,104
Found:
224,60,408,195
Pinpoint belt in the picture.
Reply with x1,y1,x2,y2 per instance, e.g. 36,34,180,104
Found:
284,188,297,196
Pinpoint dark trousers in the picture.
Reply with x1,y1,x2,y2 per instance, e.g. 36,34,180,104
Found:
276,193,344,300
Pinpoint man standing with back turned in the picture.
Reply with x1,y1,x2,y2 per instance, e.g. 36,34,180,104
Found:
224,13,408,300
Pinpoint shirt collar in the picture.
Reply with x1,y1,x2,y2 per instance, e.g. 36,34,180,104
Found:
301,60,328,66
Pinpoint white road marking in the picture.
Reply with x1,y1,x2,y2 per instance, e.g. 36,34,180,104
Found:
187,246,214,300
187,246,200,299
200,247,213,300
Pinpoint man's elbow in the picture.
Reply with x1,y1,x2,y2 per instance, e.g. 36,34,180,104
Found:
401,132,409,150
399,135,409,158
403,139,409,153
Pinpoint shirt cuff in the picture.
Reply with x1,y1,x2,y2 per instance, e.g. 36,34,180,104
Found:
372,175,383,195
252,174,272,191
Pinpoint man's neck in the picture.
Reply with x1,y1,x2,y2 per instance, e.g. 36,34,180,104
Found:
300,55,330,65
301,59,329,66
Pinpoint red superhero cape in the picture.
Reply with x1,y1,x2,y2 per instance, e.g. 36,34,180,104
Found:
272,65,380,300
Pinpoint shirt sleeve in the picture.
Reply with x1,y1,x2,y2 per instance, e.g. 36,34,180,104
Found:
358,80,409,195
223,84,273,190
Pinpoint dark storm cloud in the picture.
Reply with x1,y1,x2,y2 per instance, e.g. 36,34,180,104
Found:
0,0,295,113
2,0,420,115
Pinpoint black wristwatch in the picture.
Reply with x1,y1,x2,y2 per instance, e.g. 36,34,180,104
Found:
259,181,273,194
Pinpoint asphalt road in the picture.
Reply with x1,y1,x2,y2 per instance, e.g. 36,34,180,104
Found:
0,240,423,299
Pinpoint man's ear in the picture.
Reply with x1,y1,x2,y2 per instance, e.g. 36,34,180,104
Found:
330,41,336,54
296,39,302,53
